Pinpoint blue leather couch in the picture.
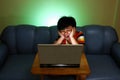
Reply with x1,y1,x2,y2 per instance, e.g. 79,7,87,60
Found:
0,24,120,80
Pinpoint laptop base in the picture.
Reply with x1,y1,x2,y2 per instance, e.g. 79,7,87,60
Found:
40,64,80,68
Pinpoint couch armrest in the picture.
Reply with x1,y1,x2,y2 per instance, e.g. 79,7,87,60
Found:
0,43,8,67
111,43,120,67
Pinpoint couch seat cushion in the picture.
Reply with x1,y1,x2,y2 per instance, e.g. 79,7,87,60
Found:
0,54,40,80
86,55,120,80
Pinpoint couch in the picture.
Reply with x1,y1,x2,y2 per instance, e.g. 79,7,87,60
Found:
0,24,120,80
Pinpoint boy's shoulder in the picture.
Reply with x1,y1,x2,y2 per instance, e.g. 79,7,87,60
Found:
75,31,85,44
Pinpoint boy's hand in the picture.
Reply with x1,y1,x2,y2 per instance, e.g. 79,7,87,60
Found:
58,31,64,39
69,28,75,38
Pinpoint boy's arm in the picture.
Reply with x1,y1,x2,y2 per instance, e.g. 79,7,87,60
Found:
70,29,85,45
69,37,79,45
69,28,79,45
54,31,65,44
54,36,64,44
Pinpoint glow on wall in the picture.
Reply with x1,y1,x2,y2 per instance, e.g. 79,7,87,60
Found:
1,0,116,27
21,0,85,26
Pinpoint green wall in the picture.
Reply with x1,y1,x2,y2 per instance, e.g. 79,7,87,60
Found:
0,0,117,33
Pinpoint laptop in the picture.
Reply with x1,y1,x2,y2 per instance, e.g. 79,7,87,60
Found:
37,44,84,68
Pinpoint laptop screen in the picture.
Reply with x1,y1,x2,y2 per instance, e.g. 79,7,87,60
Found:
37,44,84,68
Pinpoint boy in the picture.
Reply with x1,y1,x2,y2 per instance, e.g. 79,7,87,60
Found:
54,16,85,45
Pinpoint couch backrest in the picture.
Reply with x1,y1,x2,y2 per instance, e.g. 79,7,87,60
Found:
0,25,118,55
0,25,51,54
82,25,118,55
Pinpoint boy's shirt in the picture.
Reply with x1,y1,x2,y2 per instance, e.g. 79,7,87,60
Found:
61,31,85,44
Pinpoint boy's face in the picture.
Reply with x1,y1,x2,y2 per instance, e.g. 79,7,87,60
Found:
60,26,75,38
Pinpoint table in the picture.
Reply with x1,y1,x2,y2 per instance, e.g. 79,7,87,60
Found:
31,52,91,80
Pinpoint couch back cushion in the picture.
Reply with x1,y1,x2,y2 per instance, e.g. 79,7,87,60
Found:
82,25,118,55
1,26,17,54
1,25,118,55
49,26,59,43
1,25,51,54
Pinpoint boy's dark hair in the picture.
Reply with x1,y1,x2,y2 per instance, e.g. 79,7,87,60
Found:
57,16,76,31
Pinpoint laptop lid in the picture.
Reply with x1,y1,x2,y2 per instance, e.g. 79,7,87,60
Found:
37,44,84,67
